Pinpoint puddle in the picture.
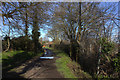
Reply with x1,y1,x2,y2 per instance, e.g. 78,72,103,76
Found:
40,57,54,60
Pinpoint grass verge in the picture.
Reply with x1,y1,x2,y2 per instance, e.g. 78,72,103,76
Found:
2,50,43,72
56,53,76,78
49,47,92,78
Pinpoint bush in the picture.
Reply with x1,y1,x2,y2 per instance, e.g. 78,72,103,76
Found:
113,55,120,73
7,36,42,52
2,36,10,51
11,36,29,50
51,43,70,55
98,37,119,78
99,37,114,54
2,40,8,51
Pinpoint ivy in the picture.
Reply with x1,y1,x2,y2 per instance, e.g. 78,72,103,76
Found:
113,56,120,72
99,37,114,54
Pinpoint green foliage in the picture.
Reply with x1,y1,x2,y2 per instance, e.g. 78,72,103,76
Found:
2,35,42,52
97,37,118,78
97,74,110,80
50,48,92,78
55,44,70,54
99,37,114,54
47,47,76,78
56,53,76,78
2,51,43,71
113,56,120,72
10,36,34,51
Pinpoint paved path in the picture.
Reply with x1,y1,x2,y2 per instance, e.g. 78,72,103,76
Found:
3,49,63,79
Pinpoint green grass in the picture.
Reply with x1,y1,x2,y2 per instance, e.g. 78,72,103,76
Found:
2,50,43,72
2,50,24,59
49,47,92,78
49,48,76,78
56,52,77,78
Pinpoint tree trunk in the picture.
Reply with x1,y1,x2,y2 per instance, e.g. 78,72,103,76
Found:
25,12,28,36
32,8,40,54
25,13,28,51
4,38,10,52
97,43,101,76
75,2,81,62
78,2,82,41
76,47,79,62
25,5,28,51
70,40,72,58
0,37,2,53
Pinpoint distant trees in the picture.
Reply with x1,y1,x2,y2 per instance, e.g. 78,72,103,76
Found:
46,24,63,43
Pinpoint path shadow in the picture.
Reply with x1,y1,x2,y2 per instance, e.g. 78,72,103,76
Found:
18,57,43,74
2,51,39,78
2,49,60,79
18,49,55,75
3,51,34,70
2,71,27,79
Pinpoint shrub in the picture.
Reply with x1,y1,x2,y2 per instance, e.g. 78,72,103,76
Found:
2,40,7,51
9,36,42,52
113,55,120,73
99,37,114,54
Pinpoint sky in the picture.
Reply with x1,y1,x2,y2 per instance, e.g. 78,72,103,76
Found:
1,2,119,42
40,29,52,41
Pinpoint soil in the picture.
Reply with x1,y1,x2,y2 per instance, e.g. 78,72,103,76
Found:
2,49,63,79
